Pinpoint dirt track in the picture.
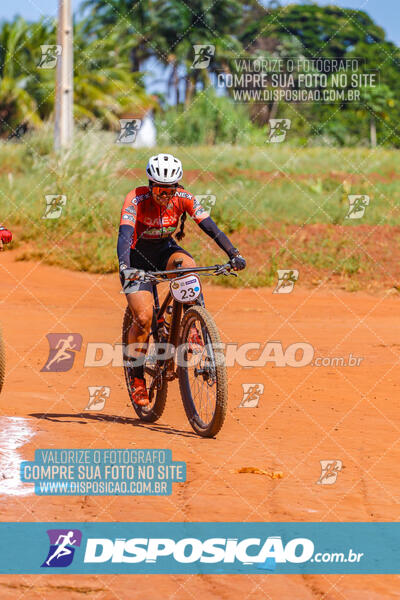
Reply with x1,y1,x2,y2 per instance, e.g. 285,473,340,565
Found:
1,250,399,599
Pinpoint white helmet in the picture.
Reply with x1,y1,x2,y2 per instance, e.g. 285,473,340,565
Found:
146,153,183,184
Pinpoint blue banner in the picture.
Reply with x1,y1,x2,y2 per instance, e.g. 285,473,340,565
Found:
0,522,399,574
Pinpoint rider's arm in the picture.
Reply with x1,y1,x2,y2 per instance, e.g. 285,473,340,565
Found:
197,216,237,258
182,194,238,258
117,225,134,270
117,191,137,270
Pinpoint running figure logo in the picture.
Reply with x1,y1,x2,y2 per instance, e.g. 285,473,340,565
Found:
41,333,82,372
316,460,343,485
346,195,370,219
191,45,215,69
38,45,62,69
240,383,264,407
41,529,82,568
85,386,110,411
196,194,216,217
267,119,291,143
116,119,142,144
42,195,67,219
273,269,299,294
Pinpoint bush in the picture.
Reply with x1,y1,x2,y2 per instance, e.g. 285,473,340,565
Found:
156,90,264,146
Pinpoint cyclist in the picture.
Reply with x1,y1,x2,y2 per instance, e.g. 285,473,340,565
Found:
0,225,12,246
117,153,246,406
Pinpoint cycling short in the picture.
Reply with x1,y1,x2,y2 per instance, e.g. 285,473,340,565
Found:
126,237,192,294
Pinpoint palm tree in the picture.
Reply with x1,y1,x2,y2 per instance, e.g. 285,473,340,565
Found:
81,0,162,71
81,0,244,106
0,17,52,135
73,21,154,128
0,16,153,136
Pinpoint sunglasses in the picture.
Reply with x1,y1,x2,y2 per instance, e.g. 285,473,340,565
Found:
151,185,177,202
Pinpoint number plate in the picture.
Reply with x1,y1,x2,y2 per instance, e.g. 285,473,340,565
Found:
170,273,202,303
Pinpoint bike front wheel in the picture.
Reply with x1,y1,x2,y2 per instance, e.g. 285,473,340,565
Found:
178,305,227,437
122,306,168,422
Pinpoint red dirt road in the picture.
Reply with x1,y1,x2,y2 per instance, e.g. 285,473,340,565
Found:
1,250,399,599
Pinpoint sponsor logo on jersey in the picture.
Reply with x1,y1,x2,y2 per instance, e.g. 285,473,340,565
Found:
176,191,192,200
124,206,136,215
133,192,150,204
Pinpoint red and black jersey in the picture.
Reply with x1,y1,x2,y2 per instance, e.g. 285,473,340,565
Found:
119,185,209,247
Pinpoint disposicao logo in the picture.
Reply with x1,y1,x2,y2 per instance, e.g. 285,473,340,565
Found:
83,536,314,564
41,529,82,568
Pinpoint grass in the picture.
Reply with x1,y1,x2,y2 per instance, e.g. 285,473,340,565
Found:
1,126,399,288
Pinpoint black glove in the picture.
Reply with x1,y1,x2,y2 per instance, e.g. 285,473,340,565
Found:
228,248,246,271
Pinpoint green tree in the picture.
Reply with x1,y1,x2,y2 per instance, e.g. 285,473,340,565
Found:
241,3,386,59
0,16,152,136
0,17,53,135
358,85,395,148
72,21,152,128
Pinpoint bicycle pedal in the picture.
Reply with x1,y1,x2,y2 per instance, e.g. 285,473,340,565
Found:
164,370,177,381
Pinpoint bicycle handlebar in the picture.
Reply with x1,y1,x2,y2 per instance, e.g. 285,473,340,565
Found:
124,263,236,284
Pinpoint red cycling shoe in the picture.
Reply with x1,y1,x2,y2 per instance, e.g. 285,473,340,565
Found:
129,376,149,406
187,325,204,353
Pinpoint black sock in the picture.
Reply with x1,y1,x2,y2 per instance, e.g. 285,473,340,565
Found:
133,364,144,379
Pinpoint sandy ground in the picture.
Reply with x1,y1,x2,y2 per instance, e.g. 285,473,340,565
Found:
1,250,400,599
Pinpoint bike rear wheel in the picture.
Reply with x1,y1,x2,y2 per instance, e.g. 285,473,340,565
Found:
122,306,167,422
0,326,5,394
178,305,227,437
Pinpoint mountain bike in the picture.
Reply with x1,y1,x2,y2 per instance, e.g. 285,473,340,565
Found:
122,262,236,437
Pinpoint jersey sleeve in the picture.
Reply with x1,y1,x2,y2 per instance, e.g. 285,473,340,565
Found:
119,189,138,228
182,192,209,224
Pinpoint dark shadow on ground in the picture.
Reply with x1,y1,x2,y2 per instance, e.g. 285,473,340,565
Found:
29,412,199,438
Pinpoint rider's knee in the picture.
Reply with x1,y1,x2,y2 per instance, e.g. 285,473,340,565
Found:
184,254,196,266
132,309,152,335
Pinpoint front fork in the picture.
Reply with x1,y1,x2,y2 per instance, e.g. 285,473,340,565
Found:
164,300,182,380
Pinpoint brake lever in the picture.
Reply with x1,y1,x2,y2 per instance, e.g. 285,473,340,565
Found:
214,264,237,277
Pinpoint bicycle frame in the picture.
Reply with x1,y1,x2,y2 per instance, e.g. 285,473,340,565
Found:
149,266,206,380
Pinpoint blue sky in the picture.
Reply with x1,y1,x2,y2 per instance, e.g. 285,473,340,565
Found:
1,1,398,44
